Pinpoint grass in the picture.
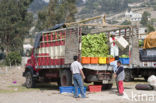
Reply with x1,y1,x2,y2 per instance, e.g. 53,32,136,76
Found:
0,85,40,93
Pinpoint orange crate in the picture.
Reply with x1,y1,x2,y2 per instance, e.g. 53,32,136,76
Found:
81,57,91,64
90,57,99,64
89,85,102,92
106,57,115,64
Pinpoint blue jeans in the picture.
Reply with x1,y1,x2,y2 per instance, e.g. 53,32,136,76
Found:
73,73,86,98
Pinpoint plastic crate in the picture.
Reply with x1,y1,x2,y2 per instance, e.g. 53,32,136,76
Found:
106,57,115,64
89,85,102,92
59,86,74,94
90,57,99,64
81,57,91,64
119,58,129,64
73,87,87,95
99,57,106,64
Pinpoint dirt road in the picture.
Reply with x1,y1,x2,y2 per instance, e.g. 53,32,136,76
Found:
0,86,156,103
0,66,156,103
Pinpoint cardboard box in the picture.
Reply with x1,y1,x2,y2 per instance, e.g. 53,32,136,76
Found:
115,36,129,50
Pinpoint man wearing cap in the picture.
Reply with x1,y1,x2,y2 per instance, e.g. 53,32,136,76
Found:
109,32,119,57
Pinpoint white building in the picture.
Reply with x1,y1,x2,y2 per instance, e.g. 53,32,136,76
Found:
138,27,147,40
125,11,142,22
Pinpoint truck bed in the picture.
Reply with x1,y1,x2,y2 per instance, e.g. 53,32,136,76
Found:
36,64,113,71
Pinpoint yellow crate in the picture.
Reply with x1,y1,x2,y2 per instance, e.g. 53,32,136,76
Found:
98,57,106,64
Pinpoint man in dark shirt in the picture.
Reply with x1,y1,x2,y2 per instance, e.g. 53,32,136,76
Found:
114,60,125,96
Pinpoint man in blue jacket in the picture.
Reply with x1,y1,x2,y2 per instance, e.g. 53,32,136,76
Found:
114,60,125,96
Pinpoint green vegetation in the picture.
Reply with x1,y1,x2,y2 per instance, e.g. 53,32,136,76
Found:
0,86,39,93
147,24,155,33
5,52,22,66
140,11,151,26
36,0,77,30
82,33,109,57
107,55,114,58
139,40,144,47
0,0,33,54
120,54,129,58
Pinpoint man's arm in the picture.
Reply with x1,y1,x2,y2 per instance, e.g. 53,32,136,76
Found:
109,38,113,44
80,69,85,79
116,67,124,75
78,62,85,79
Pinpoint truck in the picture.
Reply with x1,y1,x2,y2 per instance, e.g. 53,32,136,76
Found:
23,16,156,89
93,25,156,82
23,22,115,89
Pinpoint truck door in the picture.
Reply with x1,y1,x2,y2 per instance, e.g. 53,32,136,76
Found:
64,27,80,64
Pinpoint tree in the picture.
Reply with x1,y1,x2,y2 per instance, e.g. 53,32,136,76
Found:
140,11,151,26
147,24,155,33
36,0,77,30
0,0,33,54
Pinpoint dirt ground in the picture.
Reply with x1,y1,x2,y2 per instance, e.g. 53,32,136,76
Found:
0,66,156,103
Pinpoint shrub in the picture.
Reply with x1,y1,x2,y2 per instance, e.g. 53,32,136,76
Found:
5,52,22,66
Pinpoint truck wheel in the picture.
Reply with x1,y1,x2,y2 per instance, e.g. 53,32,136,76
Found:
60,69,72,86
25,71,35,88
124,69,133,82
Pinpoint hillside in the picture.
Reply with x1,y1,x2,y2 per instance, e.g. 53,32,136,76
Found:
28,0,145,19
28,0,48,13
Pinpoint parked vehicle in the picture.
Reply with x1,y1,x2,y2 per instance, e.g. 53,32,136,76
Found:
108,27,156,82
23,16,156,89
23,25,114,89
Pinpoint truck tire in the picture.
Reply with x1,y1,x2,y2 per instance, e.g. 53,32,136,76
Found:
124,69,133,82
25,71,35,88
60,69,72,86
94,82,113,90
135,84,153,90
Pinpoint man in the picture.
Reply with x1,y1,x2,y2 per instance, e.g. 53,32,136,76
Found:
114,60,125,96
109,32,119,57
70,56,86,98
110,56,119,92
110,56,119,73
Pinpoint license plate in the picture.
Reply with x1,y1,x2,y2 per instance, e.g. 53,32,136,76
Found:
102,80,108,84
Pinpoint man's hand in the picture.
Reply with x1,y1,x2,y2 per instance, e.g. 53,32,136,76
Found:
113,73,117,78
82,75,86,80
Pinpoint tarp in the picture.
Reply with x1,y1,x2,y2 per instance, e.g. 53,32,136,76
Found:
143,31,156,49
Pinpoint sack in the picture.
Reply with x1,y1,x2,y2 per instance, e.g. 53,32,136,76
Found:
143,31,156,49
148,75,156,89
135,84,153,90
